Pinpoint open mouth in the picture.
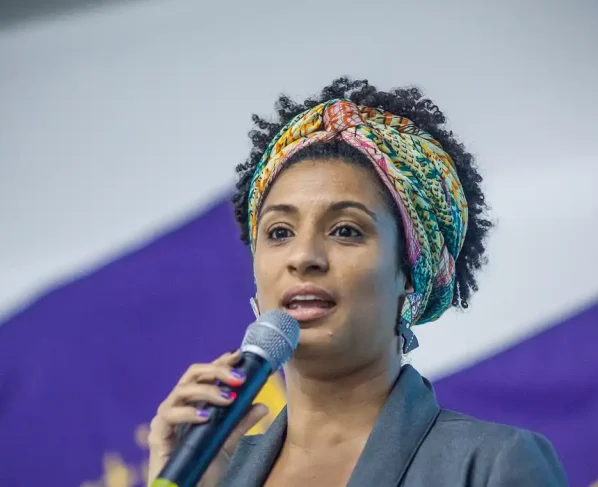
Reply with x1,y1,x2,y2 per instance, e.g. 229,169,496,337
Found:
286,295,335,310
282,290,337,324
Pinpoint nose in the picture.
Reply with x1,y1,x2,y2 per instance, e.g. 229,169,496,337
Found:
286,232,329,276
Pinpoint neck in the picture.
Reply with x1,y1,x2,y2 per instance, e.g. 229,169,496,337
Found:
282,347,402,451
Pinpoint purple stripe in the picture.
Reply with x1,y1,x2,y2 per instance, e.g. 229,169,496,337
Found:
435,302,598,487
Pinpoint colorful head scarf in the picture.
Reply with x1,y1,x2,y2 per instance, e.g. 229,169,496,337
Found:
247,99,468,326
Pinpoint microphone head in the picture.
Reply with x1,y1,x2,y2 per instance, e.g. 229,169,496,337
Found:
240,309,300,371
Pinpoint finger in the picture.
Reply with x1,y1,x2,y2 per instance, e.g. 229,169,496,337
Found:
159,405,212,425
177,363,246,387
147,405,210,447
214,349,241,365
169,383,237,407
178,351,236,384
148,414,175,446
177,351,242,385
223,403,269,453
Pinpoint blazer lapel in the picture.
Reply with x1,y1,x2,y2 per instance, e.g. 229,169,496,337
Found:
346,365,440,487
223,407,287,487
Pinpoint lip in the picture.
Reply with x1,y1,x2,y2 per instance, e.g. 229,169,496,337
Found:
281,284,337,325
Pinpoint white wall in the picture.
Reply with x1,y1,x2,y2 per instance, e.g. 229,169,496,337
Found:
1,0,597,376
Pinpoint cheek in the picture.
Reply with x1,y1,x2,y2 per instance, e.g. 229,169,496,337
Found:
341,254,395,302
337,249,400,325
253,254,279,307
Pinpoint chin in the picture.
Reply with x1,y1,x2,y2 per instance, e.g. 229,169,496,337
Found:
293,327,340,358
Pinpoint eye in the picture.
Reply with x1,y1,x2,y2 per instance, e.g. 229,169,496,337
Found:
267,226,294,240
331,225,362,239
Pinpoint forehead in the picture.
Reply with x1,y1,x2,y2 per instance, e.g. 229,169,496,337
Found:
262,158,386,209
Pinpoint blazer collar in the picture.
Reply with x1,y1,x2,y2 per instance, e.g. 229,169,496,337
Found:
346,365,440,486
222,405,287,487
228,365,440,487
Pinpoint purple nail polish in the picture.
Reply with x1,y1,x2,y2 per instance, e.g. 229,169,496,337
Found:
230,369,245,380
220,390,233,400
197,408,210,418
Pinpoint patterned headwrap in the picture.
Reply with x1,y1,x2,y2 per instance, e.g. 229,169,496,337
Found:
247,99,468,328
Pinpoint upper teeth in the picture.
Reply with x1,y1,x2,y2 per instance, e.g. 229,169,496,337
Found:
291,295,322,301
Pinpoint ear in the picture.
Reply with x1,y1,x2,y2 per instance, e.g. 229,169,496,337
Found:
395,270,414,322
395,267,413,298
250,296,261,318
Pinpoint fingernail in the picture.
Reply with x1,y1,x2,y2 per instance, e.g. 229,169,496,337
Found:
230,369,245,380
255,404,269,415
197,408,211,418
220,390,237,400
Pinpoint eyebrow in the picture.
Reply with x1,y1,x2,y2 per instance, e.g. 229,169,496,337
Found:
330,201,378,221
259,200,378,221
259,204,298,218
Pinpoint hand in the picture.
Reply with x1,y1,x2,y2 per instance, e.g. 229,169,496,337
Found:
147,350,269,487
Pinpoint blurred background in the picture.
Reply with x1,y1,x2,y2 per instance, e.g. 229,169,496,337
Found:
1,0,597,485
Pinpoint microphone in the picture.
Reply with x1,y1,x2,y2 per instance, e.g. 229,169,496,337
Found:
152,310,300,487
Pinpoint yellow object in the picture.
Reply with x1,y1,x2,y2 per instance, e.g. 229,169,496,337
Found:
247,372,286,435
150,479,178,487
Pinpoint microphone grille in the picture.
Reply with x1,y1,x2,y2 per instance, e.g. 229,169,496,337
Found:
240,310,300,371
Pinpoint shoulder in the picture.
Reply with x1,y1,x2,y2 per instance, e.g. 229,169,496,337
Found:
428,409,569,486
434,408,529,444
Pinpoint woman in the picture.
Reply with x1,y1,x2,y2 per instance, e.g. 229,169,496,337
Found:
147,78,568,486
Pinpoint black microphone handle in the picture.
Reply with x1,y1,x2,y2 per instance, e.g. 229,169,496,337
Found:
152,352,271,487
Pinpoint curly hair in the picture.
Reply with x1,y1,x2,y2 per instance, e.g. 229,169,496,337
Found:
232,77,492,310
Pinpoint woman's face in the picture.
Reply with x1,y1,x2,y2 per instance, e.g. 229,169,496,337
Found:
253,159,407,372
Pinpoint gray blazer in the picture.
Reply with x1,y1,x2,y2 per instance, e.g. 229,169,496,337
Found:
219,365,568,486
